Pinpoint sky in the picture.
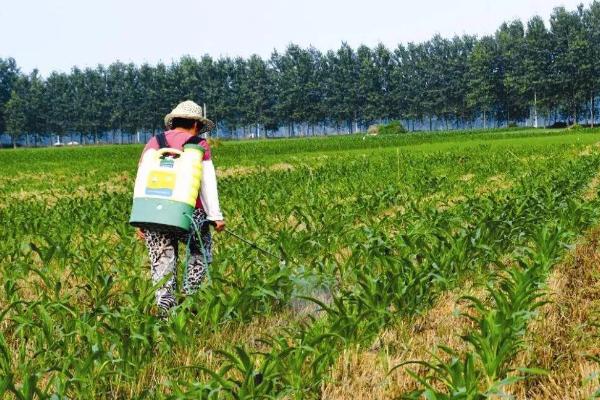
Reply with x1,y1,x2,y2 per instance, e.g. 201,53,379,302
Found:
0,0,589,76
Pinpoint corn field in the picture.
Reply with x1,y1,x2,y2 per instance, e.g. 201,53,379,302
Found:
2,128,600,399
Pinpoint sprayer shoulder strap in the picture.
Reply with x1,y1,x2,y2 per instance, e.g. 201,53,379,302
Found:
156,133,169,149
183,136,208,157
183,136,205,145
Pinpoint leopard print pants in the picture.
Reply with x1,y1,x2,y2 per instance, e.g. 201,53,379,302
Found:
143,208,212,311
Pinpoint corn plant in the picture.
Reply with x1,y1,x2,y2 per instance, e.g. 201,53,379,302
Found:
2,128,600,397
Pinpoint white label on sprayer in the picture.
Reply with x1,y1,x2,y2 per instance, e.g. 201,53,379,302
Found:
156,205,163,210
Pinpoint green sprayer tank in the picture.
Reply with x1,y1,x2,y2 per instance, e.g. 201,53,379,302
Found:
129,144,205,233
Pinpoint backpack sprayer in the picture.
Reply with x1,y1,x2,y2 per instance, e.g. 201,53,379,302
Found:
129,134,204,232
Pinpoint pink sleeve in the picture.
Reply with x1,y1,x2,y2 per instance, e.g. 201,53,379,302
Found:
201,140,211,161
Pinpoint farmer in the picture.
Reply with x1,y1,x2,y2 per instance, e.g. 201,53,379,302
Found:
137,100,225,312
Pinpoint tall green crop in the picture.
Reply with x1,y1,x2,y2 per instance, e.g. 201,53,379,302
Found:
2,128,600,398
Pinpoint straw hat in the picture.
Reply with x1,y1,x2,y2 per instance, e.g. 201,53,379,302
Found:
164,100,215,133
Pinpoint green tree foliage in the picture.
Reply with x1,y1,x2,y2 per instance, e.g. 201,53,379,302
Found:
0,58,20,134
82,66,110,143
326,43,360,133
5,84,27,148
44,72,72,142
550,6,591,124
468,36,501,128
584,1,600,127
524,16,553,127
241,54,274,134
2,2,600,146
372,43,393,121
25,70,47,146
272,45,324,135
497,21,529,124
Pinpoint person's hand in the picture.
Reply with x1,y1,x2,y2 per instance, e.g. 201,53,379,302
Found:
212,220,225,232
136,229,145,241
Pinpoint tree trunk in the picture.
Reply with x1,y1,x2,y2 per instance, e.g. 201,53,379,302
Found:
483,110,487,129
572,92,578,126
534,91,538,128
12,135,16,149
591,92,595,128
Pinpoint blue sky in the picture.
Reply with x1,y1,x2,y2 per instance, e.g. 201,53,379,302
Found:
0,0,588,75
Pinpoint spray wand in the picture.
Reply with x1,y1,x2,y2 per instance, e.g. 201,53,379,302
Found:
223,228,286,264
207,221,287,265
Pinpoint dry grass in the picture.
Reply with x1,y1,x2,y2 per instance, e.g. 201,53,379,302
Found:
475,174,513,196
1,171,133,207
322,285,483,399
583,169,600,201
0,162,296,207
577,141,600,157
380,205,407,218
5,307,298,399
436,195,467,211
508,226,600,399
322,221,600,399
333,246,352,265
217,163,295,178
101,311,298,398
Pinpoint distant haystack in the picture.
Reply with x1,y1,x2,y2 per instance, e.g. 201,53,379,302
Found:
367,124,380,136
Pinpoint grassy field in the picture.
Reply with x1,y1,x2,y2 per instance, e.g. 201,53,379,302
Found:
1,128,600,399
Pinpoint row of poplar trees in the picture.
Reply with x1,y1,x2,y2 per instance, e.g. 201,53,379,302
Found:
1,3,599,147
